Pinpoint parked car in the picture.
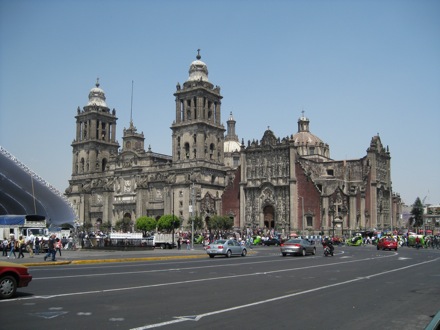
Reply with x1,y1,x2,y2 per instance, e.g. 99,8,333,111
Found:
205,239,247,258
261,238,282,246
280,238,316,256
0,261,32,299
377,237,398,251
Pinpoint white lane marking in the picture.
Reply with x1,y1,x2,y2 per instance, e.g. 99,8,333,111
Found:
131,257,440,329
1,253,409,302
30,251,389,281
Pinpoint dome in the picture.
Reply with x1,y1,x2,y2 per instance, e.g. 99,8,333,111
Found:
292,114,323,145
187,49,209,82
224,140,241,153
292,113,330,159
87,79,107,107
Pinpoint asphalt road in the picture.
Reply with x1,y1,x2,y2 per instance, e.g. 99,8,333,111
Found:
1,245,439,330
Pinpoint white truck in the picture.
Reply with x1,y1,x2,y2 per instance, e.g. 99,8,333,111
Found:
0,214,48,240
146,233,179,249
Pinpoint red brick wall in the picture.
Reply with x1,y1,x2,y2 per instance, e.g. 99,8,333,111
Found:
296,163,322,231
221,167,241,228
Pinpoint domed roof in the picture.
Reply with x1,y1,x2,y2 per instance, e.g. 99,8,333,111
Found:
187,49,209,82
87,78,107,107
224,140,241,153
292,114,323,145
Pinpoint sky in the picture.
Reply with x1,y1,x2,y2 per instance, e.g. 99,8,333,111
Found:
1,0,439,207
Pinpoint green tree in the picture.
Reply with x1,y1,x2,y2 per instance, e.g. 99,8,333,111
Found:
410,197,424,229
115,217,133,232
188,215,204,231
100,220,112,233
135,216,157,236
157,214,180,232
207,215,234,232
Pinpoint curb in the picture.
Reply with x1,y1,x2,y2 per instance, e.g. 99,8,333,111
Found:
22,254,207,267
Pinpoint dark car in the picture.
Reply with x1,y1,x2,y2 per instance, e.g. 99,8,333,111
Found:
0,261,32,299
262,238,282,246
280,238,316,256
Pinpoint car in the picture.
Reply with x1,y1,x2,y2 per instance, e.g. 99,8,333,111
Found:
377,237,398,251
0,261,32,299
346,236,363,246
261,238,282,246
206,239,247,258
280,238,316,256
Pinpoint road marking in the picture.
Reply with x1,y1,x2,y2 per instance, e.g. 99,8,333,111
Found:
2,253,404,303
130,257,440,329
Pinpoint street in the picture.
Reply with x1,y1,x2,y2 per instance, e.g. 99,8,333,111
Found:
1,245,439,329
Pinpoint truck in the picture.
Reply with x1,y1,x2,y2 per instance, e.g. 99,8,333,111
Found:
145,233,179,249
0,214,48,240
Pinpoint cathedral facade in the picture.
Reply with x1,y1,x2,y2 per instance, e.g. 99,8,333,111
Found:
65,52,402,236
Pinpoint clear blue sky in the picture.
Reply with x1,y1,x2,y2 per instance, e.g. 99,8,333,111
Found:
1,0,439,206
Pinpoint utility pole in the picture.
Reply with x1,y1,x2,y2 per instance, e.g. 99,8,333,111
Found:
190,182,195,250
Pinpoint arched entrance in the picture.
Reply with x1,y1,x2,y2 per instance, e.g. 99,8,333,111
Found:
263,205,275,229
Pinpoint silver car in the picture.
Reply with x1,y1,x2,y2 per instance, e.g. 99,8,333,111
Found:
206,239,247,258
280,238,316,257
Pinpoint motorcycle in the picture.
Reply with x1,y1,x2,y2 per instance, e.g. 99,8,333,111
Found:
323,244,334,256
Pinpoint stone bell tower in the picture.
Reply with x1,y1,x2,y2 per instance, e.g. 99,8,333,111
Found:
171,50,225,165
71,79,119,177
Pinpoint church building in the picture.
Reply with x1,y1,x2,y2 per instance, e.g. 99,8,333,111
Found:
65,51,402,236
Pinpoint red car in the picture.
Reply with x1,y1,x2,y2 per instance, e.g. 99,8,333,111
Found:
377,237,398,251
0,261,32,299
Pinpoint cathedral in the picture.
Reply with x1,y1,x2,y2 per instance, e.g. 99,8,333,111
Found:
65,51,402,237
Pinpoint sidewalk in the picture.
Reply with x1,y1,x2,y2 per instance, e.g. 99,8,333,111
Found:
2,246,208,267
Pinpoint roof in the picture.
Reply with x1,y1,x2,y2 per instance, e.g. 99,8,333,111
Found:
0,215,26,226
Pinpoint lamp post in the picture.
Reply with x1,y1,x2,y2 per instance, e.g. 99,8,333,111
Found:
190,182,195,250
172,190,175,249
299,196,305,235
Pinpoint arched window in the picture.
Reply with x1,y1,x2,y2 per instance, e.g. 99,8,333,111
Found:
102,158,107,172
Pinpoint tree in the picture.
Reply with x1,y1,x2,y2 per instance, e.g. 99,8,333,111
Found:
115,217,133,232
188,215,204,231
157,214,180,232
410,197,424,229
135,216,157,236
207,215,234,232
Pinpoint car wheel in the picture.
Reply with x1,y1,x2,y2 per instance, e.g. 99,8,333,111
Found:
301,249,306,256
282,252,287,257
226,250,232,258
241,249,247,257
209,254,215,258
0,275,17,299
312,248,316,255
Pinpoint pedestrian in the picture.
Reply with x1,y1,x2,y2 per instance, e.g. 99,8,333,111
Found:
34,236,40,255
26,234,35,258
186,239,190,250
17,235,25,258
44,234,56,261
55,238,62,256
8,235,16,259
177,237,181,250
2,237,8,256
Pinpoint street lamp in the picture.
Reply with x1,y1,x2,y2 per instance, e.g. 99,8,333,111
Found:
299,196,305,235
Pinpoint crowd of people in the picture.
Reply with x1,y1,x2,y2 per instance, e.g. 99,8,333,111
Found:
1,233,74,260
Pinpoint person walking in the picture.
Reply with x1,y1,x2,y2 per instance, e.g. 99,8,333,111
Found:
26,234,35,258
2,237,8,256
34,236,40,255
17,235,26,258
44,234,56,261
55,238,62,257
8,235,17,259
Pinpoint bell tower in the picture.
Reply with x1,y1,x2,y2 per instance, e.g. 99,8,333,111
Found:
71,79,119,177
171,50,225,164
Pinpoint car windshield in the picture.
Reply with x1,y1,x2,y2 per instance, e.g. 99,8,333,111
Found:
287,239,301,244
214,240,226,244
